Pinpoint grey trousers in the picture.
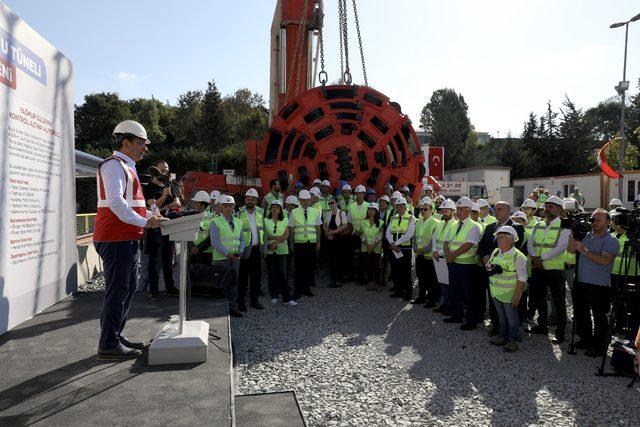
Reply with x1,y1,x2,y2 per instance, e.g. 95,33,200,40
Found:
212,258,240,310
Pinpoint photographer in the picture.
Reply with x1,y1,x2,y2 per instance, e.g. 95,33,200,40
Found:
568,209,619,357
143,160,182,300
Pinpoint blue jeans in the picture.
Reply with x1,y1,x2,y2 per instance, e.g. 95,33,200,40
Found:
95,240,140,350
493,297,521,341
449,263,475,324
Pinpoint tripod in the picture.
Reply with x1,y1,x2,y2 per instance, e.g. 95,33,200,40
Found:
595,238,640,382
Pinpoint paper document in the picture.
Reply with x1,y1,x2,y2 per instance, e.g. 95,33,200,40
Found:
433,258,449,285
393,250,403,259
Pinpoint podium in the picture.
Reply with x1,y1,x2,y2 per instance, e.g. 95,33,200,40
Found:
148,212,209,365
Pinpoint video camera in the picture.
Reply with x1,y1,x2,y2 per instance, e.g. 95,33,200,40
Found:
486,264,503,277
612,207,640,239
147,165,171,185
560,211,593,240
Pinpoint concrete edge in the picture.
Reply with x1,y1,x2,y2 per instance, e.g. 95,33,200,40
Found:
227,311,236,427
234,390,306,427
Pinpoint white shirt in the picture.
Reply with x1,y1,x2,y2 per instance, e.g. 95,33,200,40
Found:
245,209,260,246
491,247,528,283
100,151,152,228
444,217,480,245
526,217,570,260
324,210,347,228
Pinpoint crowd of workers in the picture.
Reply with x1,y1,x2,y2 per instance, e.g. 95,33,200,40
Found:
93,120,639,361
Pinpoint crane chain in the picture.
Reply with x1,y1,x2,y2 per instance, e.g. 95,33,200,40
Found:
351,0,367,86
339,0,352,84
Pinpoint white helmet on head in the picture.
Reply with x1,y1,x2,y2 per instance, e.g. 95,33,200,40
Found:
245,188,259,199
495,225,519,242
521,199,537,209
420,197,433,206
545,195,563,207
192,191,210,203
476,199,490,208
440,199,457,211
368,202,379,211
511,211,527,221
609,198,623,207
391,191,402,200
395,197,407,205
378,195,390,204
470,202,479,212
298,189,311,200
322,179,330,186
285,195,299,206
342,184,352,192
313,178,322,185
309,187,321,197
219,195,235,205
456,196,473,209
355,184,366,193
210,190,221,199
113,120,148,141
270,199,283,208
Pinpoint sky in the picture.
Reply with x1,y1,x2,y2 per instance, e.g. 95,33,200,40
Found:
4,0,640,138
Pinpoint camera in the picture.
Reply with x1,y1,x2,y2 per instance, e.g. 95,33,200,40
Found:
560,211,592,240
486,264,503,277
147,166,171,185
612,207,640,239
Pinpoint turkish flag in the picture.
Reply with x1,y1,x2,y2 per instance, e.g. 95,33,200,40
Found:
428,146,444,180
597,139,621,179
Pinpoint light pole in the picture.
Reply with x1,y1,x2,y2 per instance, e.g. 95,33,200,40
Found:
611,13,640,200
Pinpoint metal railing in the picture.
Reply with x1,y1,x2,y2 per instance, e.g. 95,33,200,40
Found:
76,213,97,237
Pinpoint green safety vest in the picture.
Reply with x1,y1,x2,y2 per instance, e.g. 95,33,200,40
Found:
489,247,526,303
448,219,481,264
348,201,369,233
380,208,392,225
433,212,443,220
264,191,284,208
211,216,243,261
531,217,564,270
613,233,637,276
414,216,439,259
480,214,497,227
264,218,289,255
361,220,383,254
291,206,319,243
389,213,414,247
319,195,331,215
338,196,354,211
564,251,576,266
536,193,548,208
237,207,264,246
434,219,457,253
195,212,215,253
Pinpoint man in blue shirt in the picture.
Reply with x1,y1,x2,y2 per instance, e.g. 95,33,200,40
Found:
569,209,619,357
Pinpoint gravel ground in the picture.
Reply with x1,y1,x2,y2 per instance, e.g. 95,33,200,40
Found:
78,274,106,292
233,269,640,426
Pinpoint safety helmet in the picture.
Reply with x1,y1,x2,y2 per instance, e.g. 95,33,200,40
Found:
218,195,235,205
391,191,402,200
521,199,536,209
609,198,623,207
285,195,299,206
113,120,148,141
298,189,311,200
342,184,352,192
309,187,321,197
440,199,457,211
245,188,259,199
355,184,366,193
495,225,519,242
368,202,379,211
456,196,473,209
191,191,210,203
476,199,490,208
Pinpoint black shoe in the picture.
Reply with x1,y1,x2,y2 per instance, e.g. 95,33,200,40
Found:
97,344,141,361
165,287,179,296
585,347,605,358
443,317,463,324
229,309,243,318
120,336,145,350
147,292,163,301
488,327,499,337
250,301,265,310
424,301,437,309
460,323,477,331
302,290,314,297
575,338,591,349
238,303,247,313
389,293,402,298
411,297,427,304
527,325,548,335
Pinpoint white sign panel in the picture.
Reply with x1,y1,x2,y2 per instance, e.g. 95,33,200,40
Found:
222,169,235,176
0,5,76,334
438,181,466,197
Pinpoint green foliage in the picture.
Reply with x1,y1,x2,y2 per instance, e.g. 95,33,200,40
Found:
75,92,131,152
598,138,639,171
199,79,230,151
139,147,213,176
217,142,247,175
420,88,471,170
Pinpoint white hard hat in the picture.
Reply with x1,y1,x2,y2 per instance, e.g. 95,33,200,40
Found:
313,178,322,185
511,211,527,221
436,194,445,201
378,195,391,204
298,189,311,200
425,185,434,191
440,199,456,210
219,195,235,205
245,188,259,198
545,195,563,207
354,184,366,193
391,191,402,200
368,202,379,211
420,197,433,207
285,195,299,206
210,190,221,199
309,187,321,197
495,225,519,242
456,196,473,209
342,184,352,192
521,199,537,209
609,198,623,207
113,120,148,141
192,191,210,203
470,202,479,212
395,197,407,205
476,199,490,208
270,199,283,208
401,186,410,193
321,179,330,186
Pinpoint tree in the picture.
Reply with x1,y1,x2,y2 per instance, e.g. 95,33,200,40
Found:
75,92,131,152
584,99,620,142
627,78,640,149
558,96,595,174
174,90,204,147
222,88,269,144
420,88,471,170
129,97,166,144
199,79,229,151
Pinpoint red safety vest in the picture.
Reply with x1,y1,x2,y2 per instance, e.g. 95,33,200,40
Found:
93,155,147,242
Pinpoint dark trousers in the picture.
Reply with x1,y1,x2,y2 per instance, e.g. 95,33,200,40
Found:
390,248,412,296
238,245,262,305
353,236,366,285
530,268,567,334
476,267,498,326
327,236,347,283
416,256,440,302
95,241,139,350
344,236,355,281
449,262,476,324
294,242,317,296
266,253,291,302
361,251,381,284
146,230,175,293
574,281,611,350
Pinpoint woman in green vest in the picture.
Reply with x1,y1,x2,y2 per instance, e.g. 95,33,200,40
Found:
487,225,528,352
361,203,384,291
264,200,297,307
